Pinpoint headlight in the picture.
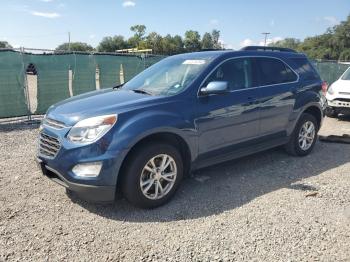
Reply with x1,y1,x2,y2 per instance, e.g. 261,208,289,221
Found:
67,114,117,143
327,85,334,95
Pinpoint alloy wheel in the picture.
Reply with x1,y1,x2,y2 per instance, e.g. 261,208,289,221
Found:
298,121,316,151
139,154,177,200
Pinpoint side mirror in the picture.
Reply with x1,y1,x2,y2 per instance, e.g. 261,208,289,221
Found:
200,81,229,95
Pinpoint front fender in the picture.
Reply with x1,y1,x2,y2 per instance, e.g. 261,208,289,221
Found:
109,109,197,160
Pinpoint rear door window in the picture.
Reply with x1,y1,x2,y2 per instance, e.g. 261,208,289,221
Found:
256,57,298,86
290,57,320,81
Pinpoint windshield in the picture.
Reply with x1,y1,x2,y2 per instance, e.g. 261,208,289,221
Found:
341,67,350,80
122,55,215,96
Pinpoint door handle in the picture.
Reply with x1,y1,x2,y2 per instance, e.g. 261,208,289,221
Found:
247,97,259,105
243,97,257,106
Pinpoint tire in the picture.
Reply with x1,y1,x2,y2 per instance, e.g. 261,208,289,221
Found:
121,143,183,209
325,107,338,118
285,113,318,156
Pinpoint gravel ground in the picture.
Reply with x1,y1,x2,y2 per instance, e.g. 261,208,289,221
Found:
0,117,350,261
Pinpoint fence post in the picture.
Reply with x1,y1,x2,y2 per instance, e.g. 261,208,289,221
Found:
20,47,32,121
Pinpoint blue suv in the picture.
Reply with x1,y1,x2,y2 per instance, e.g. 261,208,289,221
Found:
37,46,325,208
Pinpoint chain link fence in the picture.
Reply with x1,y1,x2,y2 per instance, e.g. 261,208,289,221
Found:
0,48,349,120
312,60,349,86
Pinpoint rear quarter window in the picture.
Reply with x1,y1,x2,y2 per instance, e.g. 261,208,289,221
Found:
289,57,320,81
256,57,298,86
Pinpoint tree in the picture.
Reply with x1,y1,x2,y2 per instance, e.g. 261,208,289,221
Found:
97,35,127,52
211,29,221,49
296,15,350,60
145,32,163,54
201,32,214,49
55,42,94,52
0,41,12,49
172,35,184,54
130,25,147,39
298,34,334,59
339,49,350,61
129,24,147,48
184,30,201,52
270,38,301,50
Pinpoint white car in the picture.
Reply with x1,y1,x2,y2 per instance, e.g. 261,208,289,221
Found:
325,66,350,118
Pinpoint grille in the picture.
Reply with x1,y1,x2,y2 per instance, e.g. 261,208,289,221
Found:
337,97,350,101
39,133,61,158
43,118,67,129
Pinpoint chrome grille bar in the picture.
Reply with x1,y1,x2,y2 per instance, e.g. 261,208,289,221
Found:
43,118,67,129
38,132,61,158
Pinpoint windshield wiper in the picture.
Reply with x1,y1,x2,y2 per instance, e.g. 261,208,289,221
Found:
131,89,153,95
112,83,125,90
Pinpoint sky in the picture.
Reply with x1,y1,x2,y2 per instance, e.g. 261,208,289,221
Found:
1,0,349,50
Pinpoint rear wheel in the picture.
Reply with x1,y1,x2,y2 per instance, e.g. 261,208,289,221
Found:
285,113,318,156
122,143,183,208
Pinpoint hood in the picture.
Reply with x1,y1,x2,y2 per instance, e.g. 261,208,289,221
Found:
46,88,158,126
326,79,350,100
331,79,350,90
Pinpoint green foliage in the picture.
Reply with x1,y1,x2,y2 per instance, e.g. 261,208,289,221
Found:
270,15,350,60
145,32,163,53
130,24,147,48
211,30,221,49
339,49,350,61
270,38,301,50
55,42,94,52
130,25,147,39
57,24,222,55
97,36,127,52
96,25,221,54
184,30,201,52
0,41,12,49
202,33,214,49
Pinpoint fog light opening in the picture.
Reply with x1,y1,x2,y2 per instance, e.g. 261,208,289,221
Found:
72,162,102,178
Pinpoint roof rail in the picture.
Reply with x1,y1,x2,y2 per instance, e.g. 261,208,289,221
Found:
240,46,297,53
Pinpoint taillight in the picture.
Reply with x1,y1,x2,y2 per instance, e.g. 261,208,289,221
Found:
321,81,328,95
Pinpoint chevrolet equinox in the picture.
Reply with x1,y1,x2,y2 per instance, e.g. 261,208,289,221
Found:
37,46,326,208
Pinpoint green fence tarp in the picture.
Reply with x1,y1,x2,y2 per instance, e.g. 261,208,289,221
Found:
0,50,348,119
71,54,96,95
0,51,28,118
23,54,72,114
94,55,122,88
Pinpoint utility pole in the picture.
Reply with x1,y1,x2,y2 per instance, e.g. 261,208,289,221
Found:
68,32,71,51
262,32,270,46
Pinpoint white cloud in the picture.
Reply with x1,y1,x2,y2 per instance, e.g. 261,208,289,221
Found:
240,37,283,48
323,16,339,26
31,11,61,18
89,34,96,39
258,36,283,46
122,1,136,7
210,19,219,26
240,38,255,48
40,0,54,2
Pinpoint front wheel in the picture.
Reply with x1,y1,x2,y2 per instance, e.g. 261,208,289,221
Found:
121,143,183,208
285,113,318,156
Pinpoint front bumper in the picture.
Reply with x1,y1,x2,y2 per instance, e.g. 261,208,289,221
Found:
36,123,129,202
37,157,116,202
327,99,350,108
